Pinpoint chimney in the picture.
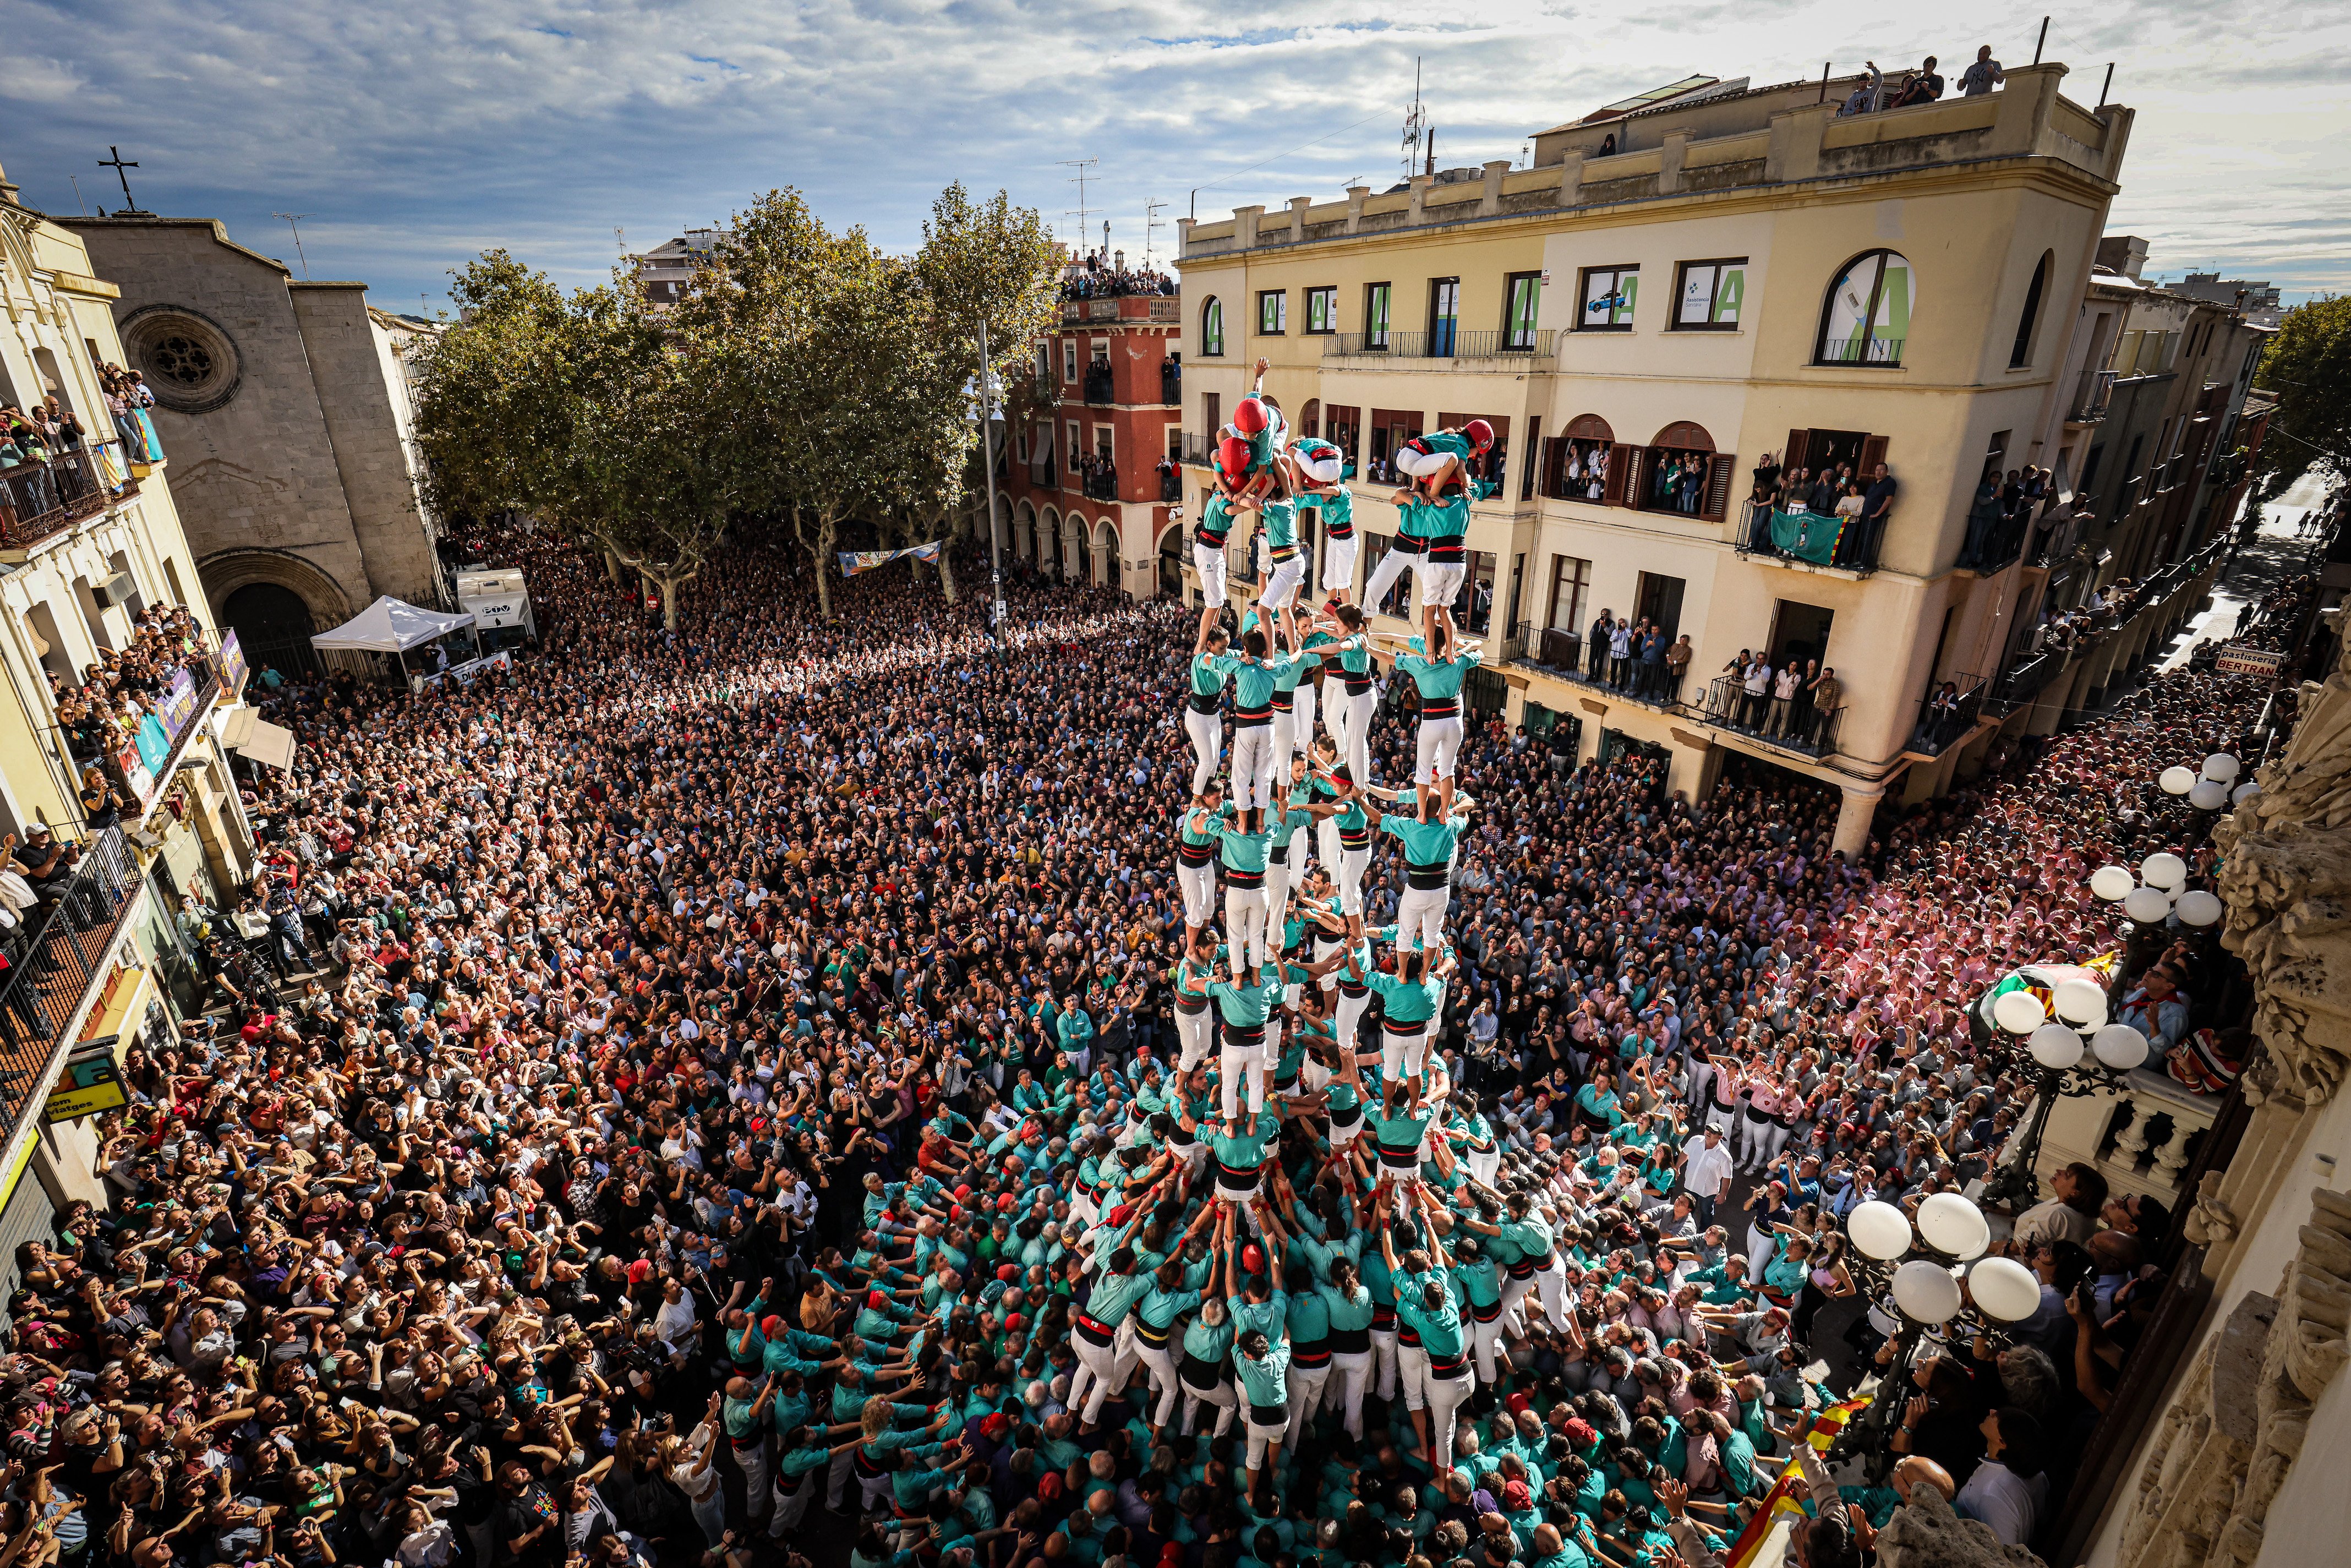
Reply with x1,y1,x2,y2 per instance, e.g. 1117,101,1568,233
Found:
2096,234,2150,282
0,157,17,207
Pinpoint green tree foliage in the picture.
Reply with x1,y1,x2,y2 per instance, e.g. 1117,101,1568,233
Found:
2252,294,2351,497
412,185,1058,626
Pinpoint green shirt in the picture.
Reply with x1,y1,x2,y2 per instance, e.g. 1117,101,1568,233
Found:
1395,647,1481,701
1234,1338,1292,1406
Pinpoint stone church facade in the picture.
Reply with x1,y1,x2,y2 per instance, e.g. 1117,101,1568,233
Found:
58,215,440,671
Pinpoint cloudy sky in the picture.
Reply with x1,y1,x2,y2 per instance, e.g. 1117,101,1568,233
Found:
1,1,2342,313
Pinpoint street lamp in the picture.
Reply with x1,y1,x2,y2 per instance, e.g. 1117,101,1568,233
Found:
1827,1191,2038,1481
1979,981,2152,1212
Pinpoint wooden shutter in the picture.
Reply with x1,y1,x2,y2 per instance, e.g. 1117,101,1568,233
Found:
1859,434,1889,475
1541,436,1563,500
1784,428,1811,472
1605,446,1636,507
1523,417,1543,501
1703,454,1736,521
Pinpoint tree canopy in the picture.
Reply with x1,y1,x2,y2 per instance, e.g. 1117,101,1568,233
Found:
408,185,1060,625
2252,294,2351,498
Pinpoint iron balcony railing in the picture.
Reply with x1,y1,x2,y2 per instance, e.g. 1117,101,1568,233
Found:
1160,361,1181,404
1082,368,1114,405
1698,675,1845,757
2070,369,2118,423
0,444,136,550
1180,431,1216,467
1734,499,1887,576
0,826,145,1138
1325,329,1555,360
1814,336,1905,367
1909,673,1986,756
1988,651,2064,714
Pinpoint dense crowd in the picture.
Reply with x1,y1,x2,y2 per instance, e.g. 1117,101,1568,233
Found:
0,465,2273,1568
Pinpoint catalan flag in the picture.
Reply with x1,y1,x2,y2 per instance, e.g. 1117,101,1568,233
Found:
1723,1396,1874,1568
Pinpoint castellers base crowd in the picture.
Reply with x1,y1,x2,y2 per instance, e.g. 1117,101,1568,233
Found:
3,468,2280,1568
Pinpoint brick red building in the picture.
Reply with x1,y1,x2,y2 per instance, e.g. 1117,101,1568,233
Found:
995,292,1185,597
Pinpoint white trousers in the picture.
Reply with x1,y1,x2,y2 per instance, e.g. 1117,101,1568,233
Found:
1382,1025,1429,1079
1423,1368,1472,1473
1416,715,1463,784
1398,1341,1431,1411
1265,854,1293,935
1067,1325,1127,1424
1324,1348,1373,1438
1244,1408,1289,1471
1260,552,1306,611
1174,1006,1214,1073
1284,1359,1332,1446
1177,859,1217,928
1270,707,1298,790
736,1437,771,1521
1186,707,1223,795
1336,988,1371,1058
1231,723,1275,811
1220,1032,1268,1120
1468,1309,1506,1382
1332,846,1370,916
1322,533,1359,599
1396,883,1450,954
1501,1256,1571,1332
1182,1377,1237,1435
1417,560,1466,618
1224,882,1270,970
1293,680,1319,760
1362,543,1419,615
1194,540,1229,607
1468,1145,1502,1185
1135,1337,1184,1428
1316,815,1344,882
767,1473,816,1538
1330,685,1376,788
1371,1326,1399,1400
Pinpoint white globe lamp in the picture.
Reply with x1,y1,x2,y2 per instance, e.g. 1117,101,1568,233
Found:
1992,989,2047,1035
2052,977,2108,1026
1891,1259,1965,1325
2202,753,2240,783
2141,853,2188,890
2028,1023,2085,1069
2176,890,2223,928
2090,1023,2150,1071
1849,1200,1914,1262
2123,886,2172,925
1917,1192,1992,1260
1969,1256,2044,1323
2158,765,2197,795
2089,865,2136,902
2232,782,2262,805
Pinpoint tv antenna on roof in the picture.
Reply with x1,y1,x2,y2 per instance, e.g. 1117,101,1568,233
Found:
1060,157,1098,258
1144,199,1166,269
1401,58,1426,183
274,213,312,279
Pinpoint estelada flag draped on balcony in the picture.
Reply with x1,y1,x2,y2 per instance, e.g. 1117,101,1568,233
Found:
1721,1394,1873,1568
838,542,943,577
1767,507,1844,566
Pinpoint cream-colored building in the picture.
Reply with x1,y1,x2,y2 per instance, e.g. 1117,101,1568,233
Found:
0,159,264,1292
1168,65,2241,854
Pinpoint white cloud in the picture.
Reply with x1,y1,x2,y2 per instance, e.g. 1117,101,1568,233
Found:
0,0,2340,307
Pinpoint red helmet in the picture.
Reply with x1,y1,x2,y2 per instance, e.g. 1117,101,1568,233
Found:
1216,435,1253,487
1233,397,1271,437
1465,418,1496,453
1242,1242,1267,1277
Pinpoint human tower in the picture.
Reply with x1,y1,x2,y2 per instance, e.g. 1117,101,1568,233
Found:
1034,357,1593,1511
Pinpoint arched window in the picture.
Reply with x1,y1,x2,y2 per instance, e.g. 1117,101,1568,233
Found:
1300,398,1322,439
1200,297,1225,357
2010,251,2051,369
1632,422,1726,518
1548,414,1617,503
1816,249,1914,366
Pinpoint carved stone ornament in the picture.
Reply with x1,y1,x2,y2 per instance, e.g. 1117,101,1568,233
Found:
1875,1484,2048,1568
2184,1168,2239,1247
2118,1187,2351,1568
2212,632,2351,1107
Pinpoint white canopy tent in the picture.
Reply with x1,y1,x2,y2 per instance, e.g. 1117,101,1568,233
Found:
309,596,475,653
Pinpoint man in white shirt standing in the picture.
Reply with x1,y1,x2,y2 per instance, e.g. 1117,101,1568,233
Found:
1681,1124,1736,1228
1955,1407,2044,1546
